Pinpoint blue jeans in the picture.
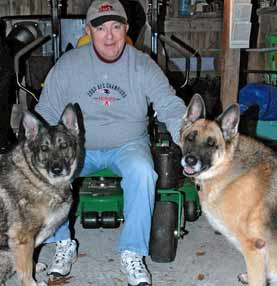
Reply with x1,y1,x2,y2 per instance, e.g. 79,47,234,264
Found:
44,138,158,256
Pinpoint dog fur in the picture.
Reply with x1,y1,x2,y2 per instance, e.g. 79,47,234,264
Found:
179,94,277,286
0,104,83,286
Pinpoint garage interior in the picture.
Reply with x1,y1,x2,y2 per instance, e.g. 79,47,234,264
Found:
0,0,277,285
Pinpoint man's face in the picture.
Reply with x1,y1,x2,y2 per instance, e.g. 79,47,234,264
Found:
86,20,129,61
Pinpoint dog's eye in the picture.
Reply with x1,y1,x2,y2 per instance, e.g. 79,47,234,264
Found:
206,137,216,147
186,131,197,142
41,145,49,152
60,142,68,149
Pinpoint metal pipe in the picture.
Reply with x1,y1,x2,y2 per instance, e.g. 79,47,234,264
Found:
159,34,191,86
244,69,277,74
170,35,201,79
14,35,51,102
49,0,63,63
245,47,277,53
171,35,200,58
159,34,191,58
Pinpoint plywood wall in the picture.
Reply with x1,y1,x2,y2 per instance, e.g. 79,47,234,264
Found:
164,15,222,57
0,0,91,17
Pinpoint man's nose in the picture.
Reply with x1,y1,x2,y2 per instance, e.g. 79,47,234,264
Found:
105,28,113,39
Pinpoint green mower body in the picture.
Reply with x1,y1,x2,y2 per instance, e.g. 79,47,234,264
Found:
76,120,201,262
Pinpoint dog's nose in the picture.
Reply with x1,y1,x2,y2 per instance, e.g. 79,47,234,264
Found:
51,163,63,176
185,155,198,166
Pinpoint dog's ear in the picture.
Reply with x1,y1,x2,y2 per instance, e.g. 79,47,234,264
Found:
60,103,79,136
22,111,41,140
183,93,206,123
216,103,240,141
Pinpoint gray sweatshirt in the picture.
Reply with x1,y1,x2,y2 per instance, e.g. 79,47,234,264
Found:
35,43,186,149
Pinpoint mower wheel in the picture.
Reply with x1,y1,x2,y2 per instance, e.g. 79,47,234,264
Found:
150,201,178,263
81,212,100,228
101,211,121,228
185,201,199,222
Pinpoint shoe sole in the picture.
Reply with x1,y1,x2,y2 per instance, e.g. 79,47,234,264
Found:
47,255,78,277
49,271,70,278
120,268,151,286
127,283,151,286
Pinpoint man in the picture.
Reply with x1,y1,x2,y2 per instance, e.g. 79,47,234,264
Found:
35,0,186,285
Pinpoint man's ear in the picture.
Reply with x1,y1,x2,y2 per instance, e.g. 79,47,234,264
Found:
85,25,92,37
125,24,129,33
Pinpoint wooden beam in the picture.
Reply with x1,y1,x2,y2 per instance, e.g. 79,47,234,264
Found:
220,0,241,109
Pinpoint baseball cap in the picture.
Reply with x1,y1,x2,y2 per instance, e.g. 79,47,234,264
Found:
86,0,128,27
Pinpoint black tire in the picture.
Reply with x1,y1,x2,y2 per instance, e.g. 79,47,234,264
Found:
81,211,100,228
101,211,121,228
150,201,178,263
185,201,199,222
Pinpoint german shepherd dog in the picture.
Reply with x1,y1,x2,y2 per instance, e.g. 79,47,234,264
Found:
0,104,83,286
179,94,277,286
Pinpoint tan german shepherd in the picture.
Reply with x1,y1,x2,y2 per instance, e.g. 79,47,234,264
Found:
179,94,277,286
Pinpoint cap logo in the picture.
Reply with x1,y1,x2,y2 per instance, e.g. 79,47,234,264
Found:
98,4,113,12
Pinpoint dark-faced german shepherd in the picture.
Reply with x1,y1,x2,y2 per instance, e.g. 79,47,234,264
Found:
179,94,277,286
0,104,83,286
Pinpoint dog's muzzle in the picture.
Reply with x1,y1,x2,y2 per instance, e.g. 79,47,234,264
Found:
49,162,68,177
181,155,202,177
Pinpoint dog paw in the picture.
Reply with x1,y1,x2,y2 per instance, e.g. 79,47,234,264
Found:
238,272,248,284
36,262,47,273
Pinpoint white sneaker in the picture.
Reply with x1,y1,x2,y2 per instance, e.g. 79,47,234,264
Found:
120,250,151,286
47,239,77,277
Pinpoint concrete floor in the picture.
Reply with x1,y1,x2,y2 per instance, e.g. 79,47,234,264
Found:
7,215,247,286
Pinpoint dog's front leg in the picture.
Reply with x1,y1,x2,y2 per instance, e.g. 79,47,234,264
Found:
9,234,37,286
241,238,267,286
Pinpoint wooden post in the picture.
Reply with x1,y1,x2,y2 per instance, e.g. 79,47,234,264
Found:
219,0,241,109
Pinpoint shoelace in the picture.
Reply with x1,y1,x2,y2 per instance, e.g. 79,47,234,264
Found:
124,254,146,275
54,242,70,264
